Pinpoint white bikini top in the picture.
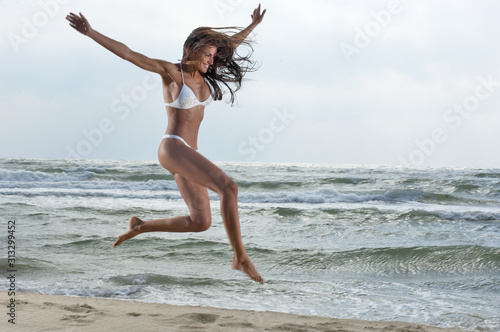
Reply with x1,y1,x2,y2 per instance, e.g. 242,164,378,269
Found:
165,67,213,109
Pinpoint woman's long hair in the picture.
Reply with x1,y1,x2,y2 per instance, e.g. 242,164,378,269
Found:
181,27,259,105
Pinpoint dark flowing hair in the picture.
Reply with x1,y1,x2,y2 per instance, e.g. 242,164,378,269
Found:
181,26,259,106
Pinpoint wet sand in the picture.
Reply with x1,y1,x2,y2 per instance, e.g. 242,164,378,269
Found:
0,291,464,331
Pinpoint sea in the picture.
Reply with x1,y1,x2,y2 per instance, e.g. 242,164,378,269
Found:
1,157,499,331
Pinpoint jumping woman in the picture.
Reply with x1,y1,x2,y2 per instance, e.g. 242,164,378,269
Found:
66,5,266,283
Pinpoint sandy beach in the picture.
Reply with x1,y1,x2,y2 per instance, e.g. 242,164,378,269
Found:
1,291,465,332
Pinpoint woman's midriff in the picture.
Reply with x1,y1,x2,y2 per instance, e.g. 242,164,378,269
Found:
164,106,205,150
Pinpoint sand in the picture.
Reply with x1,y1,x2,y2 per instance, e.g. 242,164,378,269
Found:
1,291,463,332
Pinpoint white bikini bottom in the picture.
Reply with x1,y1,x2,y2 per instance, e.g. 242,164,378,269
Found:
162,134,192,149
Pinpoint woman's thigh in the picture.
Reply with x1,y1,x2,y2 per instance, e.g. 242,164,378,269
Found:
174,173,211,222
158,139,233,194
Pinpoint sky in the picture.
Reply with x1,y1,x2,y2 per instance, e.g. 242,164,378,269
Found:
1,0,500,168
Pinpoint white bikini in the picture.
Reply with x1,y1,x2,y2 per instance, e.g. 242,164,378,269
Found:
163,67,212,149
165,67,212,109
162,134,191,148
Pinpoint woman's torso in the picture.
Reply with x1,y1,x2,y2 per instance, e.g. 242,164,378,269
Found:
161,65,212,150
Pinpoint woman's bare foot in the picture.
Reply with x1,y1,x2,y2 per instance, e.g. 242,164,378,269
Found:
113,216,144,247
232,255,264,284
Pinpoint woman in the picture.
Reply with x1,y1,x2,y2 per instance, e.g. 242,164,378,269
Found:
66,5,266,283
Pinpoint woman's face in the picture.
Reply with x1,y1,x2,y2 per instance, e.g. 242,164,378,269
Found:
197,46,217,73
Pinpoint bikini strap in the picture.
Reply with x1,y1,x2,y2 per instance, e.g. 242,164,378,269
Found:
180,65,184,83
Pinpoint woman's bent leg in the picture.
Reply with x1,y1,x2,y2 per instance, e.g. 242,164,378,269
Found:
113,174,211,246
156,141,263,283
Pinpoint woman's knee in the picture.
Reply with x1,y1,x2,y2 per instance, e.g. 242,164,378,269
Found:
191,214,212,232
214,174,238,198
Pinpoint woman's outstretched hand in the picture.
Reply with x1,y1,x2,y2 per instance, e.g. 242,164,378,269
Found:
231,4,266,48
250,4,266,26
66,12,92,36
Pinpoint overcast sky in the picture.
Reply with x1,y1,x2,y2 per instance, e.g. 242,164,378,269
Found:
1,0,499,168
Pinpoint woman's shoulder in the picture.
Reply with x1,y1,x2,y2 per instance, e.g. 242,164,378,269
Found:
158,61,182,84
156,61,180,82
154,60,178,74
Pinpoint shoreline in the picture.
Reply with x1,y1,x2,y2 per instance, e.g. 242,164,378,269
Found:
1,291,464,331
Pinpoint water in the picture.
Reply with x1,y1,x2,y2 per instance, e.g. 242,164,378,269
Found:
1,157,499,330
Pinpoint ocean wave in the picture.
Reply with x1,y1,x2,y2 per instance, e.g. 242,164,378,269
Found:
319,177,373,185
0,257,53,273
238,180,304,189
473,172,500,179
1,174,179,195
271,207,304,217
238,188,491,205
44,238,107,249
265,205,500,223
109,273,221,287
0,187,182,201
273,245,500,276
0,168,93,183
0,166,174,184
453,183,481,192
396,208,500,222
19,284,144,300
238,177,373,189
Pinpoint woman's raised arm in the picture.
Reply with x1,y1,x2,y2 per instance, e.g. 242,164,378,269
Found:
230,4,266,49
66,12,170,74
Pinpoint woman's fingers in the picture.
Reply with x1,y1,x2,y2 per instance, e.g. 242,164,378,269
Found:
251,4,266,24
79,12,89,25
66,12,79,21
